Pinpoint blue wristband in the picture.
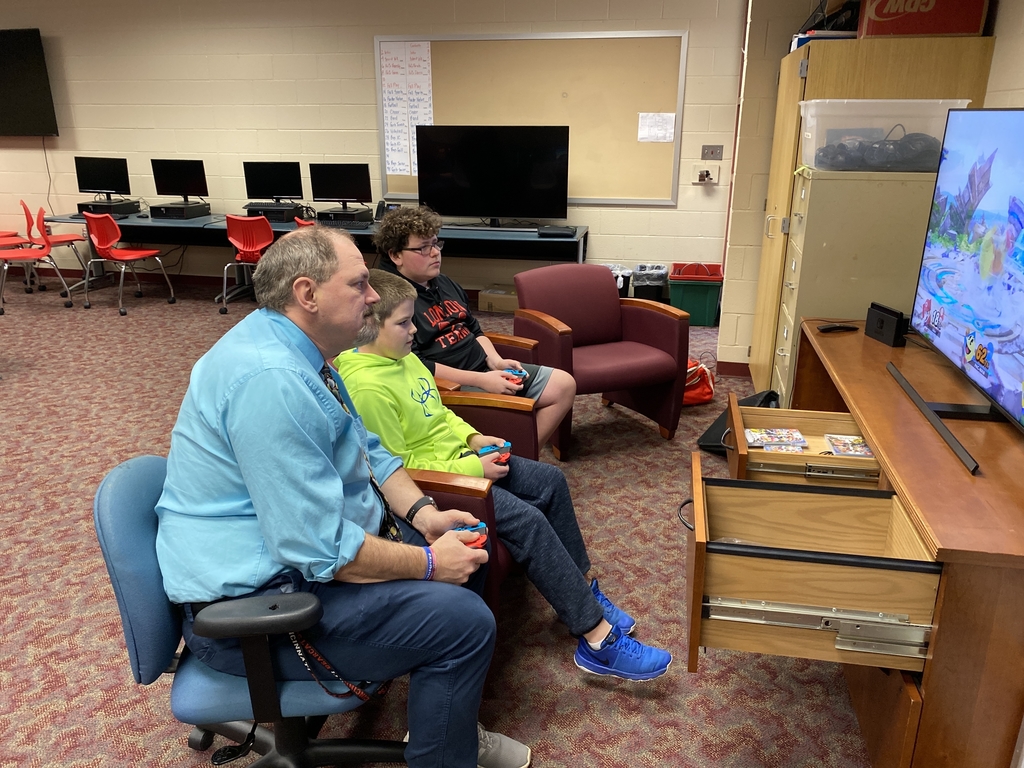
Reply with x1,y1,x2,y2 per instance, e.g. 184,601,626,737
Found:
422,546,435,581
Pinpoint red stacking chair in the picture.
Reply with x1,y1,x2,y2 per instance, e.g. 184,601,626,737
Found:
0,230,17,238
294,216,315,227
83,212,176,316
21,200,88,296
220,215,273,315
0,209,74,315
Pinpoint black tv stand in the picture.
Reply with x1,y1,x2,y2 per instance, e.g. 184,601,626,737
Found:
885,362,1005,475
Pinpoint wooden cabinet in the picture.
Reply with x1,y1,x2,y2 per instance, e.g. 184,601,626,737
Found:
749,37,994,392
771,168,936,405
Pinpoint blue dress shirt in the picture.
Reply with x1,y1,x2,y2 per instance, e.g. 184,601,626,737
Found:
155,308,403,604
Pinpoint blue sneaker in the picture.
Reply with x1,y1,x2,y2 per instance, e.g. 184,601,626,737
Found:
574,629,672,681
591,579,635,635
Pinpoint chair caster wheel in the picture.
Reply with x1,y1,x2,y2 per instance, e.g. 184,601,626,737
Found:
64,300,73,308
119,308,127,316
38,284,47,291
168,296,176,304
0,307,4,315
134,290,144,298
188,727,215,751
219,307,228,314
24,287,32,294
60,290,69,298
84,302,91,309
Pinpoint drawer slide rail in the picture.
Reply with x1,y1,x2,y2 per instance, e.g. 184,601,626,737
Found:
704,596,931,659
746,461,880,483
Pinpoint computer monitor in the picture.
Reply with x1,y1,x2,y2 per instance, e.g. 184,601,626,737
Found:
151,159,209,203
416,125,569,224
309,163,373,211
75,156,131,202
242,161,303,203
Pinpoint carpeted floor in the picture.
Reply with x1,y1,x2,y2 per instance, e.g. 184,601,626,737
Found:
0,280,870,767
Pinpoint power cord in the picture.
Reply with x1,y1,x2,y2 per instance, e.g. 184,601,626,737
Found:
677,498,695,531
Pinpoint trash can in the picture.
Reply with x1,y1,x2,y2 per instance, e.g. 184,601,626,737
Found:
669,263,723,326
602,263,633,298
632,263,668,302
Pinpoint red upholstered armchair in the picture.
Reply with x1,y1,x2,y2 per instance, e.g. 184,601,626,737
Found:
513,263,690,454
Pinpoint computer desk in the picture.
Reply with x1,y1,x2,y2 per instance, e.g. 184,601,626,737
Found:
46,213,589,262
791,320,1024,768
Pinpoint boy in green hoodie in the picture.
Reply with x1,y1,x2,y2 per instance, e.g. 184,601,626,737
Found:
335,270,671,681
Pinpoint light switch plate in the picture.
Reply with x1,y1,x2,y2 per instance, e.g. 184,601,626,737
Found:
701,144,724,161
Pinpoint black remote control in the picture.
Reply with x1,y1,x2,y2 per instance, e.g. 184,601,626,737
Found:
817,323,859,333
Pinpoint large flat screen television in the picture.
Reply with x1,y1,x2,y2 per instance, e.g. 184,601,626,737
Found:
416,125,569,222
0,28,58,137
75,156,131,199
910,108,1024,437
243,161,303,202
151,158,209,201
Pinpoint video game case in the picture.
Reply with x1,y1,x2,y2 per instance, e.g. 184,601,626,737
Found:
744,428,808,447
824,434,874,457
763,444,805,453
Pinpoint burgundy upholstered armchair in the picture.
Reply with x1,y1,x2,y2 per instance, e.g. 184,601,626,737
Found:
513,263,690,457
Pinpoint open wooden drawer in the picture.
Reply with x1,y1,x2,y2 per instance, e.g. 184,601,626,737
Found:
685,453,941,674
723,392,882,487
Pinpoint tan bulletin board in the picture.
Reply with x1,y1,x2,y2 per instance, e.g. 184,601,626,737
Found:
376,32,688,206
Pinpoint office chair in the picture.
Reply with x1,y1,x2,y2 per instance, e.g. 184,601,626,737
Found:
221,215,274,314
93,455,409,766
20,200,88,295
514,263,690,456
0,209,74,315
294,217,315,227
82,212,176,316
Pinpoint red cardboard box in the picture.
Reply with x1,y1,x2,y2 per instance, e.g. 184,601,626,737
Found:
858,0,988,37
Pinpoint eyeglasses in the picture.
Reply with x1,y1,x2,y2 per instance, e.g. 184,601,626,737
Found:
402,239,444,257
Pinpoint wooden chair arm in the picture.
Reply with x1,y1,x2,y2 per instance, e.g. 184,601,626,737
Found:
434,376,460,392
485,333,538,351
620,297,690,321
513,308,571,335
406,469,492,499
440,391,536,413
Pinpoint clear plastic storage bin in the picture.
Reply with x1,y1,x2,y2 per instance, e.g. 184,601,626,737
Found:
799,99,969,172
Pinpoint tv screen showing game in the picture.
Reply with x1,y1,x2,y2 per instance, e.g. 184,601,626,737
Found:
910,109,1024,435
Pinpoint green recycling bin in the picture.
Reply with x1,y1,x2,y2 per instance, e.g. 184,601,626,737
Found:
669,263,723,326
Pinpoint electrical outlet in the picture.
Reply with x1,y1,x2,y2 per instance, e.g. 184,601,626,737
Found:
691,163,721,184
701,144,724,161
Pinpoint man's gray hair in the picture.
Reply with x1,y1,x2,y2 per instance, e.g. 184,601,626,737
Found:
253,226,354,312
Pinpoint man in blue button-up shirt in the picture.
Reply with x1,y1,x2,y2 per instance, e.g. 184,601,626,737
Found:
155,227,529,768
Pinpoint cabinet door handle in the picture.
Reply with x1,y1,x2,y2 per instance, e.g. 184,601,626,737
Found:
764,215,777,239
776,347,790,358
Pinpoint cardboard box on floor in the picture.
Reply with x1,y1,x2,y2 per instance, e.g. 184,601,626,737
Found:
479,285,519,313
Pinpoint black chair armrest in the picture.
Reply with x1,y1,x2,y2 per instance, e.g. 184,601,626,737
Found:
193,592,323,639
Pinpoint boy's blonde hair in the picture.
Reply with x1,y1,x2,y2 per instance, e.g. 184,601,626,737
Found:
355,269,417,346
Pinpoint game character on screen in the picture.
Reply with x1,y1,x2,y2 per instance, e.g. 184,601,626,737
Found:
335,269,672,681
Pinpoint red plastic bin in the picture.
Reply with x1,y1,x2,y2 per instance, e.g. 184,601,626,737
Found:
669,263,723,282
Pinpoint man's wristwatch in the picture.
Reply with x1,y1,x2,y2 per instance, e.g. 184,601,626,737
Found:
406,495,437,526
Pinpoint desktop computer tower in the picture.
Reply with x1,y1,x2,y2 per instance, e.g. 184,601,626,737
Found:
151,201,212,220
244,203,303,223
77,199,141,216
317,207,374,224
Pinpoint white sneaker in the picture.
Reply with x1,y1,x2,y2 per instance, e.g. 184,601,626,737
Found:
477,722,531,768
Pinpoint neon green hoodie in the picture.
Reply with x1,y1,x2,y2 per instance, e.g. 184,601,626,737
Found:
334,348,484,477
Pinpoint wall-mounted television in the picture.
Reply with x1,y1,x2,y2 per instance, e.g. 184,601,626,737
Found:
0,28,58,137
910,108,1024,438
75,156,131,199
243,161,303,202
416,125,569,223
151,159,209,202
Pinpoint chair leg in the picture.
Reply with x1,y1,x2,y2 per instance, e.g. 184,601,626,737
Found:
153,256,176,304
44,257,73,308
116,264,127,316
128,262,143,298
221,262,232,314
0,262,8,315
83,259,105,309
23,263,34,293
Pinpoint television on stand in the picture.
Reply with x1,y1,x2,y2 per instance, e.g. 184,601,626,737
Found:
310,163,374,223
74,156,140,216
897,108,1024,474
150,159,211,219
415,125,569,227
242,161,304,221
